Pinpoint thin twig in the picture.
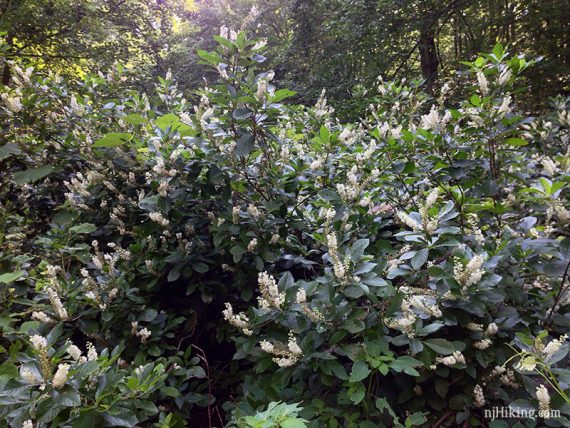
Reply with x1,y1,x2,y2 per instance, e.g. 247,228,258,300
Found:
192,344,213,428
546,259,570,323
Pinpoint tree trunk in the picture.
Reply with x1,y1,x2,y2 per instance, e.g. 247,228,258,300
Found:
419,28,439,95
2,31,14,86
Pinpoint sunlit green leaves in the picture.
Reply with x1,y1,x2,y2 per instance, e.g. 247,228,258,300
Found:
124,114,147,125
93,133,133,148
0,271,25,284
503,137,527,146
271,89,297,103
196,49,223,65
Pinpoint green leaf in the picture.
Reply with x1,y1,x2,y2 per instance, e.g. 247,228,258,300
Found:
325,360,349,380
474,57,486,67
353,262,376,275
230,245,246,262
470,94,481,107
348,385,365,404
350,239,370,261
539,177,552,194
213,35,234,49
362,276,389,287
0,143,21,160
167,265,182,282
492,43,504,60
187,366,206,378
349,361,371,382
389,356,421,376
196,49,222,65
0,271,25,284
155,114,179,131
139,308,158,322
177,123,194,137
424,338,455,355
319,126,330,144
19,321,39,334
72,411,105,428
53,387,81,407
69,223,97,234
375,398,402,426
161,386,180,398
342,319,365,333
411,248,429,270
192,262,209,273
550,181,564,196
406,412,428,426
0,361,18,377
236,32,246,49
93,132,133,148
102,412,138,427
13,165,54,184
235,133,254,157
417,323,444,335
281,419,307,428
124,114,147,125
435,378,449,398
504,137,527,146
232,108,253,120
271,89,297,103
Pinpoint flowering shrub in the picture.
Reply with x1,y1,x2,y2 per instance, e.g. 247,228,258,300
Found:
1,30,569,427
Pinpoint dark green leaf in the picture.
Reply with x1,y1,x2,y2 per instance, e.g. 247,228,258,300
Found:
349,361,371,382
235,133,254,157
13,165,54,184
0,143,21,160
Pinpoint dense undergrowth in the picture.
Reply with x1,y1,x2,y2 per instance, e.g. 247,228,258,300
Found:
0,30,569,428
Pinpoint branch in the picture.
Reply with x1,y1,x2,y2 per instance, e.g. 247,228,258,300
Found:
546,259,570,323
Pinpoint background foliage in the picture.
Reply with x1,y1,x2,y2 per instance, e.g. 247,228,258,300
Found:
1,0,568,115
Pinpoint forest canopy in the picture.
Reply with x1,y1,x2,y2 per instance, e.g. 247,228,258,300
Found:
0,1,569,427
1,0,568,113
